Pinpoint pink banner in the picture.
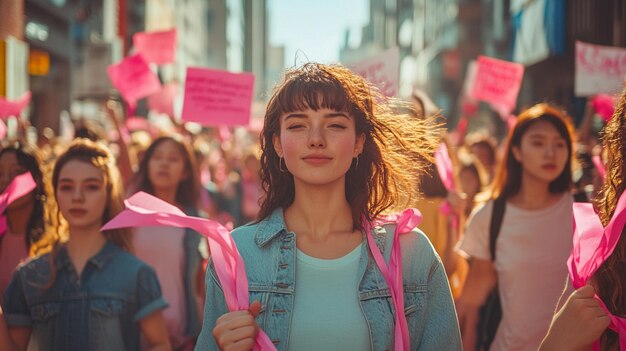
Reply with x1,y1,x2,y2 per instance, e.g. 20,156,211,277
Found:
0,91,32,119
575,41,626,97
181,67,255,127
347,47,400,97
148,82,179,117
107,54,162,109
0,173,37,236
471,56,524,114
133,29,177,65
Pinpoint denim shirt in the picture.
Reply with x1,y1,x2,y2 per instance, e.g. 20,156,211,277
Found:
195,208,461,351
3,240,168,351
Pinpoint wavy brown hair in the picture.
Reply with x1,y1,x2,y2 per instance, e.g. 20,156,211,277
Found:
490,103,575,199
257,63,441,228
595,87,626,350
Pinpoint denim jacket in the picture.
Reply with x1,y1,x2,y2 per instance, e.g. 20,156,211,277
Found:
195,208,461,351
2,240,168,351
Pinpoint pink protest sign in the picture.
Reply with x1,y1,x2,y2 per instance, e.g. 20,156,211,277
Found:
107,54,162,109
102,192,276,350
471,56,524,114
148,82,179,117
0,91,31,119
0,172,37,236
133,29,177,65
347,47,400,97
570,193,626,349
181,67,255,127
575,41,626,97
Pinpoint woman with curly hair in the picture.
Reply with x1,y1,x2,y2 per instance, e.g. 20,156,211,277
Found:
195,63,461,350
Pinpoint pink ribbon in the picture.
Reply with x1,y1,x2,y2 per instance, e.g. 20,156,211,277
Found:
592,155,606,181
102,192,276,351
434,143,458,228
0,172,37,236
363,208,422,351
570,191,626,350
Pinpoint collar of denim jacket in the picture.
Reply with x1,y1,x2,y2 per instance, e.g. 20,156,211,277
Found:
55,240,118,271
254,207,288,247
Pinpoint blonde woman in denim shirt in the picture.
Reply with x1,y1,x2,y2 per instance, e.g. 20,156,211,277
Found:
3,139,170,350
195,63,462,351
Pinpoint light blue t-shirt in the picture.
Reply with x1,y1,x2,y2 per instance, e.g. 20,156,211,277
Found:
288,243,371,351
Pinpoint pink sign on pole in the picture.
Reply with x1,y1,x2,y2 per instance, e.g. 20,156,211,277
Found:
0,91,31,119
575,41,626,97
133,29,177,65
181,67,255,127
471,56,525,114
347,47,400,97
107,54,162,109
148,82,179,117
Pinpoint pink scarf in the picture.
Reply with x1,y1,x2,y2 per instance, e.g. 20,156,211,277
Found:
0,172,37,236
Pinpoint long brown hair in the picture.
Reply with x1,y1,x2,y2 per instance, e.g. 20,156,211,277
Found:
490,103,575,199
257,63,440,228
595,87,626,350
129,135,200,208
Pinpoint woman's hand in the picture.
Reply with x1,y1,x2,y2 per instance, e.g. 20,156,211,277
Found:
213,300,262,351
539,284,610,351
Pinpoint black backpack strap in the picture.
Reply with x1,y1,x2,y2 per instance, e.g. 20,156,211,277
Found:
488,197,507,261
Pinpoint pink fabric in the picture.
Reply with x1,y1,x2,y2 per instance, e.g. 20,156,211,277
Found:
591,94,616,123
570,191,626,350
102,192,276,351
363,208,422,351
0,173,37,236
434,143,458,228
0,91,31,119
592,155,606,181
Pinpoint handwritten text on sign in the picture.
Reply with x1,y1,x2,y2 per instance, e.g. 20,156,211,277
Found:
181,68,255,127
471,56,524,114
575,41,626,96
347,47,399,97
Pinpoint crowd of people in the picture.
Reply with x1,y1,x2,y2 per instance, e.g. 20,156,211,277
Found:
0,61,624,351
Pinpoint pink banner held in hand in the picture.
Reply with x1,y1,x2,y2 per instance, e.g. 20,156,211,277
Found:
101,192,276,351
570,191,626,349
0,91,32,119
0,172,37,236
107,54,162,109
471,56,524,115
133,29,177,65
363,208,422,351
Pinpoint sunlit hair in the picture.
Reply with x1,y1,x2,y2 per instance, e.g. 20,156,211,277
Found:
258,63,441,228
0,142,47,251
129,135,200,208
490,103,575,199
595,86,626,350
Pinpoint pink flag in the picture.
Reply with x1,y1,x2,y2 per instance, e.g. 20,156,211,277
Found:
181,67,255,127
0,173,37,236
148,82,179,117
0,91,32,119
107,54,162,109
471,56,524,115
570,192,626,349
102,192,276,350
133,29,177,65
363,208,422,351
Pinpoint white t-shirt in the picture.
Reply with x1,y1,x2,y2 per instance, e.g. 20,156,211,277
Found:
457,193,573,351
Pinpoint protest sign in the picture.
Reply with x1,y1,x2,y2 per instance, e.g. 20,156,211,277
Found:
133,29,177,65
148,82,179,117
107,54,162,109
575,41,626,97
347,47,399,97
471,56,524,114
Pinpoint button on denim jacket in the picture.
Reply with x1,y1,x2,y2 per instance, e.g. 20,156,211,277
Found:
3,240,168,351
195,209,461,351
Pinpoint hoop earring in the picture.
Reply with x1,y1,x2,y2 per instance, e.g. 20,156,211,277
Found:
279,157,287,173
354,155,359,169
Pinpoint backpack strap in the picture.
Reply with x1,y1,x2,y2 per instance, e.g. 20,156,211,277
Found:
488,197,507,261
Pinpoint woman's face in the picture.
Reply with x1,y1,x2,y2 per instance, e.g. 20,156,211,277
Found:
0,151,35,210
273,108,364,187
459,168,480,199
512,120,569,184
147,140,188,192
56,160,108,230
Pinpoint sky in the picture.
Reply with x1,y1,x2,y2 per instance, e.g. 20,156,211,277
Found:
267,0,370,66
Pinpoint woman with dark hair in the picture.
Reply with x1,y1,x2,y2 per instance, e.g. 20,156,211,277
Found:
2,139,169,350
455,103,576,351
0,142,46,305
195,63,461,351
129,135,207,350
540,87,626,351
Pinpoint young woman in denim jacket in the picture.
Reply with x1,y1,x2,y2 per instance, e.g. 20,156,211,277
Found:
129,135,208,350
3,139,170,350
195,63,462,351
